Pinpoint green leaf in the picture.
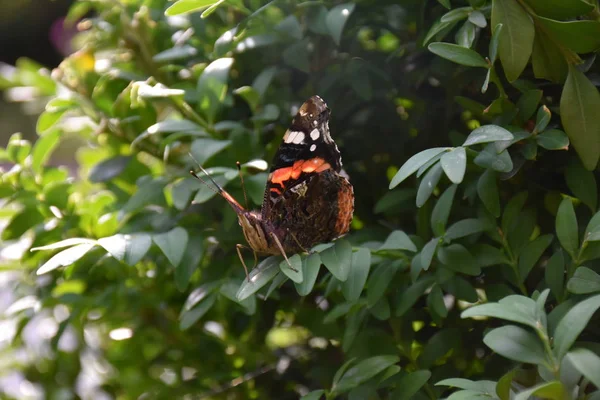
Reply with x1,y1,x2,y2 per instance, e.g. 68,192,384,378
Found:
477,169,501,217
423,17,458,46
483,325,547,364
179,293,217,330
491,0,534,82
469,11,487,28
428,284,448,318
535,105,551,132
282,40,310,73
176,238,204,291
197,57,234,123
545,251,565,299
472,244,508,267
324,302,354,324
567,348,600,389
438,244,481,276
279,254,303,283
462,295,537,328
518,234,553,282
342,249,371,302
502,191,528,237
89,156,131,183
567,267,600,294
514,381,565,400
153,227,189,267
474,144,513,173
566,161,597,212
367,263,396,307
517,90,543,121
536,129,570,150
133,119,206,148
554,293,600,360
440,7,471,23
496,369,517,400
31,238,98,252
489,23,503,64
332,355,400,395
455,21,476,48
417,162,444,207
391,370,432,399
418,328,460,368
427,42,489,68
463,125,514,146
190,138,232,165
295,253,322,296
31,130,60,174
421,238,439,271
445,276,478,302
531,28,568,83
556,198,579,258
320,239,353,281
36,243,97,275
560,65,600,170
300,390,325,400
441,147,467,184
379,230,417,252
537,18,600,54
326,3,355,45
165,0,219,16
122,177,167,214
445,219,486,241
236,256,281,301
389,147,449,189
437,378,496,393
396,276,436,316
525,0,593,20
153,45,198,62
97,233,152,265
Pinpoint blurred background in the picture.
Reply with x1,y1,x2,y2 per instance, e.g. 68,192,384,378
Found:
0,0,75,145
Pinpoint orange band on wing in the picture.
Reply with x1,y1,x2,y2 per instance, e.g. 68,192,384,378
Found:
270,158,332,186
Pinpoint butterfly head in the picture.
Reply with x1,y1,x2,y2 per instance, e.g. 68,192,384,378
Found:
289,95,331,135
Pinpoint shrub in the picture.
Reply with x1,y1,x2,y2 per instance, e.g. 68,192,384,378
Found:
2,0,600,399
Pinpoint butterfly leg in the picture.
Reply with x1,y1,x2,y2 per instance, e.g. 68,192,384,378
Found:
269,232,298,272
236,244,251,282
289,230,309,253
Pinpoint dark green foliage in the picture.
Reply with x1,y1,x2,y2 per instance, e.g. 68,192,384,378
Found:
2,0,600,399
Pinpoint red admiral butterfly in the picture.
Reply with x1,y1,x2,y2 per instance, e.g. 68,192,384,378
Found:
191,95,354,279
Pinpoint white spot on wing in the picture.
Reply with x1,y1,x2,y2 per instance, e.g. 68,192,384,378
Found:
310,144,316,151
285,131,305,144
313,120,318,126
310,129,320,140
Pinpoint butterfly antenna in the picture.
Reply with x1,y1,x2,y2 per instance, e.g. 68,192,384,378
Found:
236,161,249,209
188,152,223,195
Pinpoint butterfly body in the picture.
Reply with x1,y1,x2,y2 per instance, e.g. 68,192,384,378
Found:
192,95,354,276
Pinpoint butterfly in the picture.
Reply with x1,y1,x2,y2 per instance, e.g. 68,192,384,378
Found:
191,95,354,279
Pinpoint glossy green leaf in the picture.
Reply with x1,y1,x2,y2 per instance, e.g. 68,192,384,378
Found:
428,284,448,318
391,370,432,399
464,125,514,146
342,248,371,302
279,254,303,283
496,369,517,400
165,0,220,16
455,21,476,48
518,234,553,282
428,42,488,68
536,129,570,150
153,45,198,62
300,390,325,400
535,105,551,132
491,0,534,81
531,28,568,83
566,161,597,212
514,381,565,400
444,276,478,302
31,130,60,174
295,253,322,296
489,23,503,64
545,251,565,299
483,325,546,364
396,276,435,316
190,138,232,165
468,11,487,28
431,185,458,236
445,219,486,241
179,293,217,330
556,198,579,258
441,147,467,184
417,162,444,207
474,144,513,173
567,267,600,294
153,227,189,267
197,57,234,122
462,295,537,328
440,7,471,23
36,243,97,275
389,147,448,189
525,0,593,19
320,239,353,281
438,244,481,276
326,3,355,45
437,378,496,393
477,169,501,217
517,90,542,121
367,263,396,307
237,256,281,301
567,348,600,389
554,293,600,359
332,355,400,395
89,156,131,183
379,230,417,252
560,65,600,170
421,238,439,271
537,18,600,54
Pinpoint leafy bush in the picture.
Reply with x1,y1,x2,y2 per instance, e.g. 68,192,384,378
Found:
2,0,600,399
